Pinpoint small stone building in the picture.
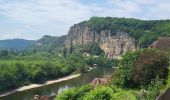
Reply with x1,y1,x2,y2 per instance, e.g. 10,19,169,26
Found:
149,37,170,51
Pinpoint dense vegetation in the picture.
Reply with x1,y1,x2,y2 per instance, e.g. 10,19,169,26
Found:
32,35,66,52
113,49,169,88
56,49,170,100
0,35,66,52
1,17,170,99
0,49,116,93
81,43,104,55
79,17,170,47
0,51,84,92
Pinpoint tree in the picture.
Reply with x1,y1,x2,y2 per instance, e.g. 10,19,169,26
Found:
83,86,113,100
132,49,169,86
0,50,9,58
113,51,141,88
113,49,169,88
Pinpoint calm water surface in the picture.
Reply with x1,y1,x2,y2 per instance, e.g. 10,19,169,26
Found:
0,67,114,100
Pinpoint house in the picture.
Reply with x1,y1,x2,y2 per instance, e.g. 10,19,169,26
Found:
149,37,170,51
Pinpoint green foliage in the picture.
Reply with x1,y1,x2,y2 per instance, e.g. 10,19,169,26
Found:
66,52,88,73
113,49,169,88
56,84,93,100
86,56,118,67
57,85,137,100
113,51,141,87
112,90,137,100
78,17,170,48
145,77,163,100
135,77,163,100
82,43,104,55
0,50,9,58
56,49,170,100
83,86,113,100
166,68,170,88
0,50,88,92
139,33,159,47
132,49,168,86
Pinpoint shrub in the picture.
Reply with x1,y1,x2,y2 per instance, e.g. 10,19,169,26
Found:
136,77,163,100
113,49,169,88
112,90,137,100
83,86,113,100
112,51,141,87
132,49,169,86
56,84,93,100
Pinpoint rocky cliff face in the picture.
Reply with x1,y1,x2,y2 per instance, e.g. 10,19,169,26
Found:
65,24,136,58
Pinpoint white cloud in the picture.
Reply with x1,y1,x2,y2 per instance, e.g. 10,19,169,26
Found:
0,0,92,25
0,0,170,39
0,0,93,39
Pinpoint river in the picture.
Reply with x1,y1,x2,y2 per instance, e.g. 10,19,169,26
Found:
0,67,114,100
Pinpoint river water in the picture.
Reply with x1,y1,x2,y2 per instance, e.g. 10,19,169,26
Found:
0,67,114,100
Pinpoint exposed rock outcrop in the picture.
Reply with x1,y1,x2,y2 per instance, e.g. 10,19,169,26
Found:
32,94,56,100
90,77,111,86
65,24,136,58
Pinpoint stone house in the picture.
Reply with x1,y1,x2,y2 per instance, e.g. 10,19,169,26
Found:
149,37,170,51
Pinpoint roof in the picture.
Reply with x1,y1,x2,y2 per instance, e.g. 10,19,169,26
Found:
153,37,170,51
150,41,157,48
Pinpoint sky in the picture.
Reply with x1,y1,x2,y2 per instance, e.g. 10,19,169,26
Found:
0,0,170,40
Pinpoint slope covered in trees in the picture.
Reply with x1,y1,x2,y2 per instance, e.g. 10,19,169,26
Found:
0,49,117,93
33,35,67,52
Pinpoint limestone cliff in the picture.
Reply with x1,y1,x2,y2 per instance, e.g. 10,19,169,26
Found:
65,24,136,58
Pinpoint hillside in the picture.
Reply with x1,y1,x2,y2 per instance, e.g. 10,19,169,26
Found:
0,35,67,51
36,35,66,47
33,35,67,52
0,39,34,50
0,17,170,54
65,17,170,57
66,17,170,47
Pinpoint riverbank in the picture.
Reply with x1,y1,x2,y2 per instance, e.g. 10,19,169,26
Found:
0,74,81,97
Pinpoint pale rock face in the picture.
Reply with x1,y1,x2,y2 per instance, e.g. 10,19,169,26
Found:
65,25,136,58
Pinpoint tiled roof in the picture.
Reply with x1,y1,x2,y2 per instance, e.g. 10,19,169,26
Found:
150,41,158,47
154,37,170,51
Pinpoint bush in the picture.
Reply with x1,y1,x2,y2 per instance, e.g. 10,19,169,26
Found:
86,56,118,68
112,51,141,87
83,86,113,100
109,85,137,100
56,84,93,100
113,49,169,88
132,49,169,86
112,90,137,100
136,77,163,100
82,43,104,55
